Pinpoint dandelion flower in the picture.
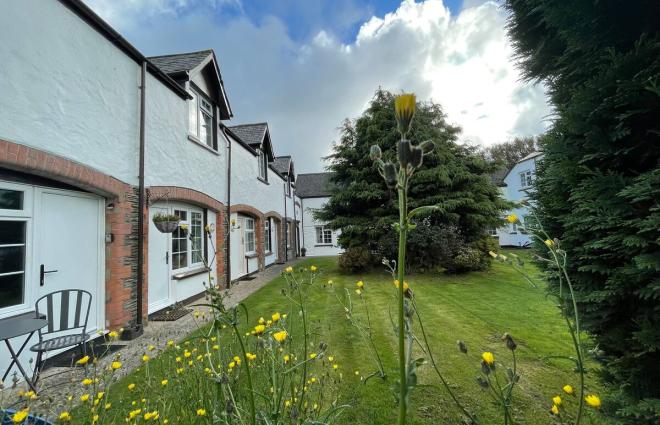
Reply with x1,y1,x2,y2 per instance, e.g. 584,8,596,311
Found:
563,385,574,395
309,353,317,359
273,330,288,342
58,411,72,422
553,396,562,406
285,266,293,273
310,265,317,272
161,379,168,386
196,408,206,416
111,361,122,370
147,345,155,351
128,383,136,391
82,378,93,386
254,324,266,335
272,312,281,322
12,409,29,424
104,403,112,410
108,331,119,339
80,394,90,402
550,405,559,415
356,281,364,288
481,352,495,366
585,394,601,408
506,214,518,223
76,355,90,365
283,354,290,363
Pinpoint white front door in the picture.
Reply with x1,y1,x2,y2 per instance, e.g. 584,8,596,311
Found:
34,188,104,333
148,206,171,313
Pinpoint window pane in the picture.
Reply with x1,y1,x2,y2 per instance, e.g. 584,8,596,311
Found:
200,111,213,148
0,189,23,210
191,212,203,264
0,246,25,274
189,92,198,136
316,227,322,244
0,221,26,245
0,273,24,308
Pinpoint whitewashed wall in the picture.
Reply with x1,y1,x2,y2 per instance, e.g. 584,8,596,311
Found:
497,155,542,247
0,0,140,185
144,76,227,202
300,197,344,257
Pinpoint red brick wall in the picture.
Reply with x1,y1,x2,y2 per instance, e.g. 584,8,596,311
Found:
0,139,137,329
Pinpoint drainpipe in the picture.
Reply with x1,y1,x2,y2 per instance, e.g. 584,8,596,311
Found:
292,190,298,257
300,198,305,249
220,124,232,289
283,182,288,262
134,61,147,336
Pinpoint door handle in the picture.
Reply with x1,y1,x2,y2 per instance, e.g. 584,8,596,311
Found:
165,251,169,265
40,264,58,286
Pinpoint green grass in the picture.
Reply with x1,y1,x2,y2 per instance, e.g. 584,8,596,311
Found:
68,253,611,424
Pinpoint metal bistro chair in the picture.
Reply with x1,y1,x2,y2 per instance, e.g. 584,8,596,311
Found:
30,289,92,385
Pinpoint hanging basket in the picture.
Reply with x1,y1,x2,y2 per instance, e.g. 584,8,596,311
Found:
152,214,181,234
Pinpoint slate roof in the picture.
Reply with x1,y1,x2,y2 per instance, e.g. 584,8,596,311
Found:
227,123,268,147
518,151,543,163
489,168,508,187
272,156,291,175
148,50,213,75
296,173,334,198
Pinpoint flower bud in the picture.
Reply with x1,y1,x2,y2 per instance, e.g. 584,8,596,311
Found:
369,145,382,161
456,340,468,354
502,333,517,351
394,93,416,135
419,140,435,155
410,147,423,168
481,360,491,375
476,376,489,389
398,140,412,167
383,162,398,189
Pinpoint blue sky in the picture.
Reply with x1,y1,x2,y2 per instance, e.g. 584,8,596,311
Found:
85,0,549,173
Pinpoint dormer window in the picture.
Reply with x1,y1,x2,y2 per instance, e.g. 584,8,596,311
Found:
188,89,216,150
258,149,267,181
285,177,291,196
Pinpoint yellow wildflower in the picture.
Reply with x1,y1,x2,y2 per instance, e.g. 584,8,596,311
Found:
328,356,334,362
506,214,518,223
246,352,257,361
393,280,409,291
104,403,112,410
285,266,293,273
96,392,105,399
356,281,364,288
58,411,72,422
284,354,290,363
309,353,317,359
585,394,601,408
82,378,93,386
76,355,90,365
12,409,29,424
142,354,150,362
310,265,317,272
196,408,206,416
128,383,136,391
327,280,333,286
394,93,416,134
111,361,122,370
273,330,288,343
80,393,90,402
553,395,562,406
355,289,362,295
544,239,554,248
482,352,495,366
333,364,339,370
108,330,119,339
167,340,174,346
258,317,265,325
212,344,220,350
161,379,168,386
550,404,559,415
563,385,574,395
147,345,155,351
228,361,236,369
254,324,266,335
272,312,281,322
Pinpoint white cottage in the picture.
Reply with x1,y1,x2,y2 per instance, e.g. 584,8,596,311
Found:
296,173,344,257
495,152,544,247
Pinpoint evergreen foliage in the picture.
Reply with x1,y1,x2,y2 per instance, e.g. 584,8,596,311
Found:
317,89,509,271
505,1,660,421
483,136,540,170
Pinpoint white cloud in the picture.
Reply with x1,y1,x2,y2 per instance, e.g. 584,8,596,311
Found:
84,0,550,172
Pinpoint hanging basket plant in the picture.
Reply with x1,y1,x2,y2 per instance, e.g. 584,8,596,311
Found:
152,213,181,234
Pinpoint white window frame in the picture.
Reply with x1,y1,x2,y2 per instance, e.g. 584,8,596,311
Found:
171,206,205,272
519,170,533,188
188,88,216,150
0,182,34,318
244,217,256,254
257,150,267,180
315,225,333,245
285,177,291,196
264,218,272,253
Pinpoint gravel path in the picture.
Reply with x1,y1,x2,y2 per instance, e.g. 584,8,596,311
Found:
1,259,301,416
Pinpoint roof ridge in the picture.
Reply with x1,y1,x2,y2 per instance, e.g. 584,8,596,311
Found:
228,122,269,128
298,172,332,176
148,49,213,59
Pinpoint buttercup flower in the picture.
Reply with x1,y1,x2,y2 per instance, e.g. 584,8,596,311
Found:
283,354,290,363
254,324,266,335
76,355,90,365
142,354,150,362
356,281,364,288
393,280,409,291
553,395,562,406
506,214,518,223
80,393,90,402
12,409,29,424
585,394,601,408
272,312,281,322
563,385,574,395
550,404,559,415
273,330,288,343
285,266,293,273
310,265,317,272
128,383,136,391
482,352,495,366
108,330,119,339
111,361,122,370
196,408,206,416
82,378,93,386
161,379,168,386
58,411,72,422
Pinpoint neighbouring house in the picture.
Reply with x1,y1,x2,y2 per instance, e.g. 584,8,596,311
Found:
494,152,544,247
0,0,301,381
296,173,344,257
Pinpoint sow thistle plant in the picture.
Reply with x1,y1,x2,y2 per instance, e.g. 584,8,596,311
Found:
369,93,477,425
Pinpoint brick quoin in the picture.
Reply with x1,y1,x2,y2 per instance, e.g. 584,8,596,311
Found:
264,211,285,263
148,186,226,287
0,139,138,329
231,204,267,271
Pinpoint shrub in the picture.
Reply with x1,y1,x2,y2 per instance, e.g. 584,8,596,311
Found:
338,247,373,273
442,246,484,273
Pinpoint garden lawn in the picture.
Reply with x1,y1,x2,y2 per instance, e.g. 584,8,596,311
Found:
70,252,611,424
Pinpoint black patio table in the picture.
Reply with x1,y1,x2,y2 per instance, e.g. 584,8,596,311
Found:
0,312,47,392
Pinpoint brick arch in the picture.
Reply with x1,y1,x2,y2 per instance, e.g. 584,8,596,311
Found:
0,139,138,329
147,186,224,212
147,185,227,286
264,211,285,263
230,204,266,270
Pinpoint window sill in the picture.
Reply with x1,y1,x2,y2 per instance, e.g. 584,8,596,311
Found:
265,251,273,256
315,244,333,247
257,177,269,185
188,135,219,156
172,266,211,280
245,252,258,259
